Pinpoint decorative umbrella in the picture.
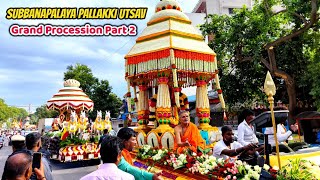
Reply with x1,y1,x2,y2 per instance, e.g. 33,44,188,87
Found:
47,79,94,122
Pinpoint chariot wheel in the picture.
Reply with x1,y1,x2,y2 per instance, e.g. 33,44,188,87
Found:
147,131,160,148
136,131,147,147
160,131,175,149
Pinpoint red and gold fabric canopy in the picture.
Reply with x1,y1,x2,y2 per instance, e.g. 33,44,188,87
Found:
125,0,218,87
46,79,94,111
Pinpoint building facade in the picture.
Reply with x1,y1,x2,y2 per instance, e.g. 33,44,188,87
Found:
192,0,253,15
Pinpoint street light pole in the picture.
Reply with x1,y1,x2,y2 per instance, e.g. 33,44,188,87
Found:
264,71,281,169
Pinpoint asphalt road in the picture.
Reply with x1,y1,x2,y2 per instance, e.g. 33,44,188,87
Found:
0,145,11,177
0,146,99,180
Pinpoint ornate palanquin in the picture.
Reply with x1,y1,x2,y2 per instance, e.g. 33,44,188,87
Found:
124,0,225,149
46,79,99,162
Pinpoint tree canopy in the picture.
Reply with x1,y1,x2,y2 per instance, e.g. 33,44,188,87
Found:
64,63,99,97
64,63,122,119
0,98,28,122
200,0,319,119
35,105,59,119
28,105,59,124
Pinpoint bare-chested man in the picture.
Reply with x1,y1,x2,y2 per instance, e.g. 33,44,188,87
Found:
174,110,205,153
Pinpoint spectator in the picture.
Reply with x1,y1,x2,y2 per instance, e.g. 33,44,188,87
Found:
117,128,136,165
80,136,134,180
3,151,45,180
0,135,4,145
39,136,51,160
21,129,26,136
117,127,161,180
98,129,109,146
4,133,9,146
25,132,53,180
10,135,26,153
2,134,28,180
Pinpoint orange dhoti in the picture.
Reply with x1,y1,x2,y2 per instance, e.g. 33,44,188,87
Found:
174,122,205,154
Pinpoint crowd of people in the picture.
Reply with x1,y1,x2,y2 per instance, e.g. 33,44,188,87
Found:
173,109,299,165
81,127,162,180
0,131,17,147
0,108,298,180
1,132,53,180
0,128,162,180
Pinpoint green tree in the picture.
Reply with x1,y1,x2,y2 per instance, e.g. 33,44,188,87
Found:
200,0,319,120
304,29,320,111
91,80,122,118
0,98,9,121
0,98,28,122
29,114,39,125
32,105,59,124
35,105,59,119
64,63,99,97
64,64,122,119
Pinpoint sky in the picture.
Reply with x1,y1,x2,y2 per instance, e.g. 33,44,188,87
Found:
0,0,200,113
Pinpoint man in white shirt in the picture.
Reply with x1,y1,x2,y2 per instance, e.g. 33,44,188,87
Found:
264,122,298,147
213,126,256,161
237,109,259,146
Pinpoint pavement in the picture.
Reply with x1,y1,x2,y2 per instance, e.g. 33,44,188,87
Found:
0,146,99,180
0,145,11,177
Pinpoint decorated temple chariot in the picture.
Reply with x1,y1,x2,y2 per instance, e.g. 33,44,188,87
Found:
45,79,112,162
124,0,225,150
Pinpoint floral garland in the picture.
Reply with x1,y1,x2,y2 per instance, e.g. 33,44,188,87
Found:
136,145,278,180
136,145,320,180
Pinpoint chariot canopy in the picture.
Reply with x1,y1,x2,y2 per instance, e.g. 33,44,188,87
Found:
125,0,218,86
46,79,94,112
124,0,225,148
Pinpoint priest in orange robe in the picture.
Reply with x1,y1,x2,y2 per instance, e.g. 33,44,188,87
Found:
174,110,205,154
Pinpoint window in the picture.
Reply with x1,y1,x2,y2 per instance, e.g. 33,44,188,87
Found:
228,8,235,14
